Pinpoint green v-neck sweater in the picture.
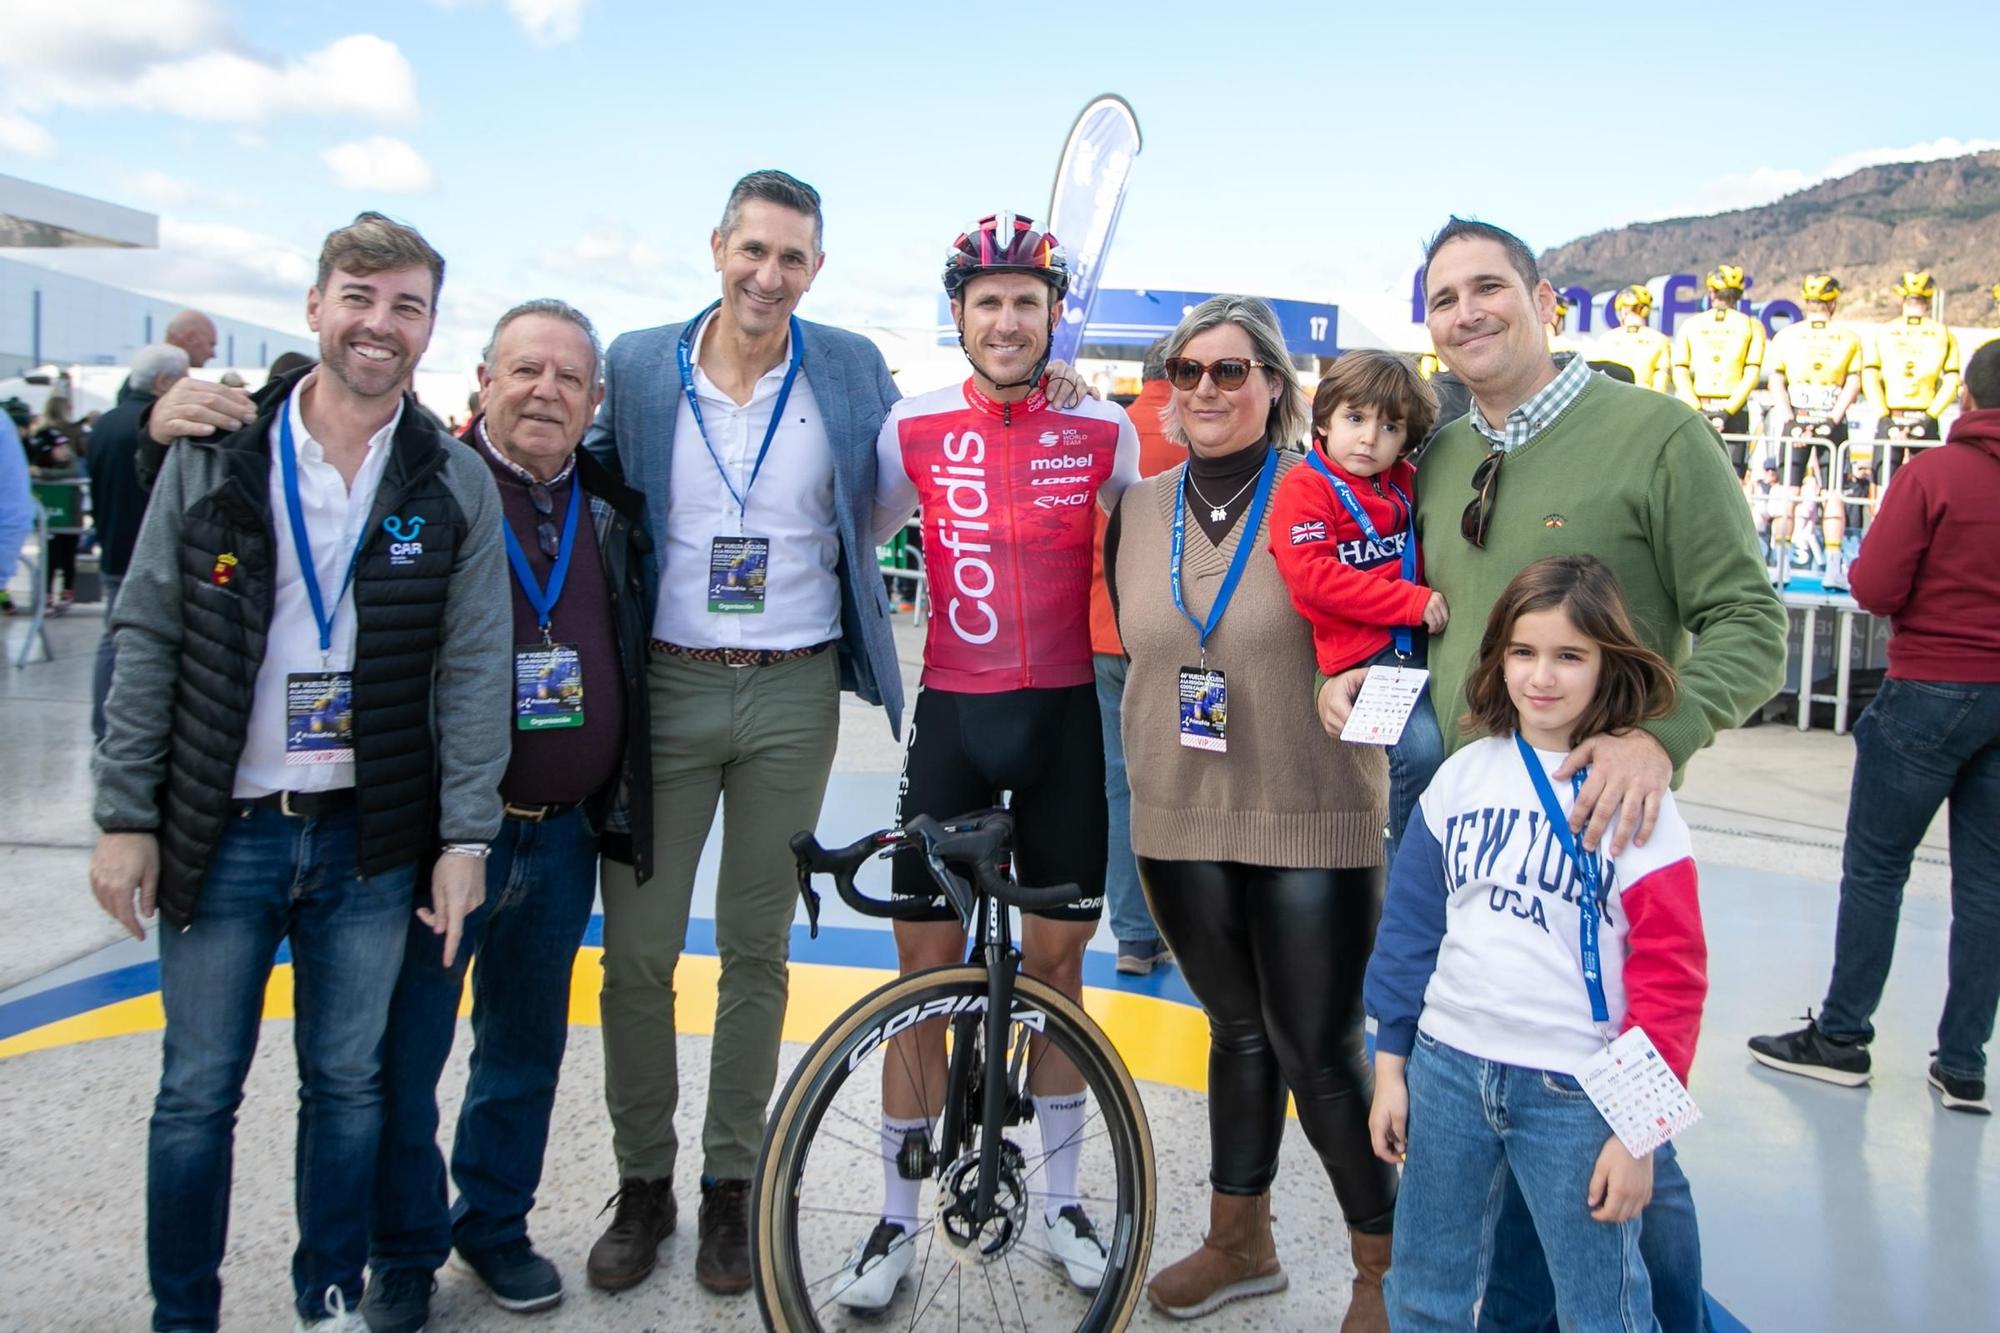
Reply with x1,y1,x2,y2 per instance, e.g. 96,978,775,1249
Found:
1414,373,1787,778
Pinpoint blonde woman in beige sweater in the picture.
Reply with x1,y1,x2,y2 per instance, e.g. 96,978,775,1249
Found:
1105,297,1395,1329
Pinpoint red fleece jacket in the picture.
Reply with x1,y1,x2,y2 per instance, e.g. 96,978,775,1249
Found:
1269,449,1432,674
1848,408,2000,682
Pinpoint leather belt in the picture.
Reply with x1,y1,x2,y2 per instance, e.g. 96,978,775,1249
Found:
247,789,357,818
649,639,832,669
503,801,573,823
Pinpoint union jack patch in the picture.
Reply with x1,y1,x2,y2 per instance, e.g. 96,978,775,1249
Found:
1289,520,1328,545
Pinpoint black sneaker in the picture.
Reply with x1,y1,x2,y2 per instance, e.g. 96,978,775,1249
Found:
1928,1060,1991,1115
457,1238,563,1313
1747,1015,1871,1087
1116,938,1170,976
359,1267,434,1333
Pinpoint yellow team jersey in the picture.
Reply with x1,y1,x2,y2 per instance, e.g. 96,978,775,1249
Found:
1673,308,1766,401
1866,316,1961,414
1595,326,1673,392
1417,350,1443,381
1766,319,1864,419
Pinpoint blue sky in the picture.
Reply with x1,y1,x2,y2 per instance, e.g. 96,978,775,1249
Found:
2,0,1995,374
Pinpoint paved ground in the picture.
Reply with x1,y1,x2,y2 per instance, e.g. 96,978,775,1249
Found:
2,583,1991,1332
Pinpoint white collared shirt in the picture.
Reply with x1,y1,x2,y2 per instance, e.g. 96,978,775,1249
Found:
233,387,402,797
654,308,840,649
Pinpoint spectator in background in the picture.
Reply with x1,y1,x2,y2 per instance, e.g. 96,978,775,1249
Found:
0,406,32,618
1749,340,2000,1115
27,393,84,614
164,309,218,369
1093,337,1182,974
265,350,317,388
87,343,189,739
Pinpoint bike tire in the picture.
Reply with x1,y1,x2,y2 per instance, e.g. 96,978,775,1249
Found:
753,964,1155,1331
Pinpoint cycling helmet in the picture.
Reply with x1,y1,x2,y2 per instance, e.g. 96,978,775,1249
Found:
1894,270,1937,299
1613,285,1653,317
1706,265,1746,295
1799,274,1842,304
942,212,1071,300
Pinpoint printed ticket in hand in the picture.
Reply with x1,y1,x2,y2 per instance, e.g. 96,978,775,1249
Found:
1577,1027,1702,1159
1341,666,1428,747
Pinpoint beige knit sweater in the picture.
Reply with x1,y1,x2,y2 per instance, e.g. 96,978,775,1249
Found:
1113,450,1386,869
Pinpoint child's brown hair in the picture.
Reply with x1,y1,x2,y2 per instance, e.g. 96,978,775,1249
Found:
1310,349,1438,454
1461,554,1677,747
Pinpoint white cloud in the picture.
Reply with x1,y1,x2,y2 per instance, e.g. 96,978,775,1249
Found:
321,135,437,192
0,110,55,157
0,0,223,76
508,0,587,44
24,217,317,337
118,168,247,212
1678,137,2000,217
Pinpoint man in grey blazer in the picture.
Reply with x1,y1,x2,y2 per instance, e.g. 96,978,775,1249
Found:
580,169,905,1297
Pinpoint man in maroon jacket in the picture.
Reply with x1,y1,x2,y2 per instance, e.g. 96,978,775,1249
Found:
1750,340,2000,1115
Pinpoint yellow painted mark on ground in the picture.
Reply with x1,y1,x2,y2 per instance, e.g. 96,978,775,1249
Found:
0,950,1218,1093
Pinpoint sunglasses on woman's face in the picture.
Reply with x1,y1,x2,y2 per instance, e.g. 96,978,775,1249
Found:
1162,357,1266,392
1460,447,1505,548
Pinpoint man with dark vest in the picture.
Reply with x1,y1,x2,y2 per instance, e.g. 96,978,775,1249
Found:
359,299,656,1332
89,212,511,1333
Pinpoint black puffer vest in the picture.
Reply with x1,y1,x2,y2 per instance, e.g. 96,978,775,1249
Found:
157,375,474,927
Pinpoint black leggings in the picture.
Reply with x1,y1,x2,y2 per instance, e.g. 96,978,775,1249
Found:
1137,857,1396,1233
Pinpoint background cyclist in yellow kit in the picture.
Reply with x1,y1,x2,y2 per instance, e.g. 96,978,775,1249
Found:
1673,264,1765,476
1865,270,1961,475
1766,274,1864,489
1596,286,1673,392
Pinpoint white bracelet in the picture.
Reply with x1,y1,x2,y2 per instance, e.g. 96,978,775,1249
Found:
442,842,491,860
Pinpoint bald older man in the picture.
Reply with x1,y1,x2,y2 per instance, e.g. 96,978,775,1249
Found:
164,309,217,368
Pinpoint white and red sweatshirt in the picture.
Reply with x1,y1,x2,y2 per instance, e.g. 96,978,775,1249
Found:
1363,734,1708,1083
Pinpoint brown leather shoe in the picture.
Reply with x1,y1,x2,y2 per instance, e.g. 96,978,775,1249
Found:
695,1177,753,1295
585,1177,676,1292
1147,1189,1287,1319
1341,1226,1392,1332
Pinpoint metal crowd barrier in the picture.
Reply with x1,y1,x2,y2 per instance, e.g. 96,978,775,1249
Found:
876,517,928,626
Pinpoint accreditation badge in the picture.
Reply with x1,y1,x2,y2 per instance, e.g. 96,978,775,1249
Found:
1342,666,1430,746
709,535,770,613
1177,667,1227,752
1576,1027,1703,1159
285,672,354,764
515,643,584,731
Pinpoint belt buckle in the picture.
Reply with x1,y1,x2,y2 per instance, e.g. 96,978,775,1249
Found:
727,653,754,669
504,801,551,823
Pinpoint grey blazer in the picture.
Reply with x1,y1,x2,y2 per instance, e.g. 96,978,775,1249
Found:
584,312,906,737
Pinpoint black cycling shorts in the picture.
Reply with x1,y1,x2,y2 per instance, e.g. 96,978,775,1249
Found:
892,683,1107,922
1702,406,1750,476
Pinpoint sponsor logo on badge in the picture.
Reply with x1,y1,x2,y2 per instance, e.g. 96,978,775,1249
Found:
383,514,426,566
1289,520,1327,545
211,552,238,586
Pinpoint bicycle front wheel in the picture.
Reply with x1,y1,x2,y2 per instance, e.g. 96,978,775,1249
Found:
753,965,1155,1331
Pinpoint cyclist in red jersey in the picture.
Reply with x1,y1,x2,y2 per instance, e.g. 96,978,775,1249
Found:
829,213,1139,1312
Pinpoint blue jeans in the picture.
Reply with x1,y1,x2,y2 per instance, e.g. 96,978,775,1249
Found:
1362,639,1444,856
372,807,599,1271
1477,1140,1707,1333
1820,677,2000,1079
1386,1033,1656,1332
148,805,415,1331
1094,653,1158,945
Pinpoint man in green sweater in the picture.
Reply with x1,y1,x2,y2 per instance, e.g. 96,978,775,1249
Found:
1323,217,1785,855
1322,217,1785,1333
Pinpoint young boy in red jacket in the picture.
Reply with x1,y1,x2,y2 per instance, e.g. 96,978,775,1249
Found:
1271,350,1444,850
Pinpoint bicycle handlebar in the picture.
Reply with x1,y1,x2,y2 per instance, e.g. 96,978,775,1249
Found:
789,809,1083,938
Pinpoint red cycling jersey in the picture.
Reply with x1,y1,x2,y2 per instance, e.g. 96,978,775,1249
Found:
874,378,1140,692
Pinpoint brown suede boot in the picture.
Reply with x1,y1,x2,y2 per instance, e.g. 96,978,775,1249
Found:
1341,1227,1392,1332
1146,1190,1287,1319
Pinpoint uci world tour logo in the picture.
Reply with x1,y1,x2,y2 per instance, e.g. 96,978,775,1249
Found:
384,514,426,566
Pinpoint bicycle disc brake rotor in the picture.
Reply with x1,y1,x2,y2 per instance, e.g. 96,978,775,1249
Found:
934,1140,1029,1267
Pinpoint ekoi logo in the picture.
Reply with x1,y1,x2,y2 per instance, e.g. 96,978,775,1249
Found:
383,514,426,566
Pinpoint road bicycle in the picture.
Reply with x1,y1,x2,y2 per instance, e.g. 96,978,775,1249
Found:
751,808,1155,1331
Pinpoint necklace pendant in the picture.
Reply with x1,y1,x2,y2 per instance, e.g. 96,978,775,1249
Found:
1209,506,1228,523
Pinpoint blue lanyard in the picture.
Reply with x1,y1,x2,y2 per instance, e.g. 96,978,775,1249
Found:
1170,447,1280,658
1515,732,1611,1026
1307,450,1416,656
501,476,582,640
278,402,373,659
676,300,803,524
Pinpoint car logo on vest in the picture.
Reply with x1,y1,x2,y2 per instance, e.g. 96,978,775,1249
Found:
383,514,427,566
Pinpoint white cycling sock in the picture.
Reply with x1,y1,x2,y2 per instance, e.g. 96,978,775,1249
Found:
879,1114,930,1236
1034,1092,1088,1225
